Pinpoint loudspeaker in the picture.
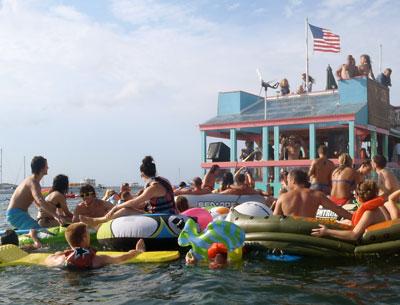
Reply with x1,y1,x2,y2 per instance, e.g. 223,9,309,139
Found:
207,142,231,162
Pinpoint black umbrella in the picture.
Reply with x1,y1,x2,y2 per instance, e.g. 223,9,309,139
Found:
326,64,338,90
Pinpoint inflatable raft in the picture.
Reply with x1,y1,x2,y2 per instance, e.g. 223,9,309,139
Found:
229,209,400,257
0,244,179,267
181,194,266,209
97,214,191,251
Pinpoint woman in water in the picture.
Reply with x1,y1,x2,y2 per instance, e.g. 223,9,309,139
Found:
37,174,73,227
330,153,361,206
81,156,176,227
312,180,387,241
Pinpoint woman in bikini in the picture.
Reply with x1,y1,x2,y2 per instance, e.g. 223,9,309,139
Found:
37,174,73,227
312,180,388,241
330,153,362,206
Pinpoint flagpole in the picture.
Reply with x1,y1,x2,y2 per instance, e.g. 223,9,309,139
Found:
305,17,309,93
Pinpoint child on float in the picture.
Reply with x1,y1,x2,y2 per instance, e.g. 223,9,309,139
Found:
311,180,387,241
45,222,146,269
185,242,228,269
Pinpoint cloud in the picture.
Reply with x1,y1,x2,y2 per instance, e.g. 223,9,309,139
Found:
284,0,303,17
227,2,240,11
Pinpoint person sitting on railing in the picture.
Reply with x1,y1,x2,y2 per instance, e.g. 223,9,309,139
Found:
273,169,352,219
376,68,392,88
220,173,259,195
301,73,315,92
311,180,388,241
279,78,290,95
358,54,375,80
336,55,359,80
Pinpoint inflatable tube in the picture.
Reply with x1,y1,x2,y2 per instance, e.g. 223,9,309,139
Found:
0,244,179,267
178,218,245,261
209,206,230,220
97,214,191,251
226,201,272,221
181,194,266,208
18,226,97,247
181,208,212,231
360,219,400,244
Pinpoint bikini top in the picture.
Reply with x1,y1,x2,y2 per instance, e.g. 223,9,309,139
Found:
331,179,355,186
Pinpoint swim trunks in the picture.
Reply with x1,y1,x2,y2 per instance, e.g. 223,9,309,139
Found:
329,196,350,207
6,208,42,230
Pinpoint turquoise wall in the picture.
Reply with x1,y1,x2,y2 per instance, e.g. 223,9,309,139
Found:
338,78,368,104
218,91,260,116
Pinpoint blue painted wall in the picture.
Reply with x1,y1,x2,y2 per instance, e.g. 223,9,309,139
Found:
218,91,260,116
355,104,368,125
338,78,368,104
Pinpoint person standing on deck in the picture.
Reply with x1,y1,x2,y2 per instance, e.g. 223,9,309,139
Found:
6,156,63,248
308,145,335,195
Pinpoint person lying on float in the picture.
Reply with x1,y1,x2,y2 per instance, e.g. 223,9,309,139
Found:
273,169,352,220
80,156,176,228
311,180,387,241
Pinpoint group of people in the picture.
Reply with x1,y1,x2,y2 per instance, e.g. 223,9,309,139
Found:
336,54,392,88
279,73,315,96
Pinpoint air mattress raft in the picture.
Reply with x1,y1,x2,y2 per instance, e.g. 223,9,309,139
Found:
229,209,400,257
0,244,179,267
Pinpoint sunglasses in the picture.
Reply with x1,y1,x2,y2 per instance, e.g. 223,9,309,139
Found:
80,192,95,198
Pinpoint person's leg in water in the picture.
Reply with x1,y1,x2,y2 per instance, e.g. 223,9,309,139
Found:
80,207,141,228
29,229,42,249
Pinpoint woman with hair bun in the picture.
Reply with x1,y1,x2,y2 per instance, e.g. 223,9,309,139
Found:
80,156,177,227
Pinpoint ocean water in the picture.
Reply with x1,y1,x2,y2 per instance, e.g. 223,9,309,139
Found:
1,193,400,304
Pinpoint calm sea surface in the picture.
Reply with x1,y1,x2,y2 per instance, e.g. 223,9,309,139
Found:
1,193,400,305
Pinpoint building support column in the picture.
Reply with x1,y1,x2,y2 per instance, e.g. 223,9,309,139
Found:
309,123,316,160
200,130,207,175
383,134,389,160
273,126,280,197
371,130,378,159
348,121,355,159
262,126,269,187
230,129,237,162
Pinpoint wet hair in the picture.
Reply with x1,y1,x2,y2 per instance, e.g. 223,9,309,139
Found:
140,156,156,177
192,177,203,188
178,181,187,188
65,222,88,247
31,156,47,175
373,155,387,169
356,180,379,202
235,173,246,184
317,145,328,156
221,172,234,190
288,169,310,187
79,184,96,197
210,165,220,174
175,196,189,213
50,174,69,195
333,153,353,176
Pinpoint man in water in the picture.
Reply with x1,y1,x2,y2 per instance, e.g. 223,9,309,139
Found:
6,156,62,248
72,184,113,223
308,145,335,195
273,169,352,220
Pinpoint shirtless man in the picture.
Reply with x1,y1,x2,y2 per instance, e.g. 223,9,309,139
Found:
372,155,400,219
174,177,210,195
202,165,220,191
72,184,113,223
273,169,352,220
6,156,62,248
285,136,301,160
308,145,335,195
220,173,259,195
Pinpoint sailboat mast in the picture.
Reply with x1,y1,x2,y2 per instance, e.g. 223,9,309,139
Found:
0,148,2,184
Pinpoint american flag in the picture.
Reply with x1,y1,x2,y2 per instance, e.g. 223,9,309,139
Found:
309,24,340,53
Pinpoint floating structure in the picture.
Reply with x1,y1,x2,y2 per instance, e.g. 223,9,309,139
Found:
199,77,400,196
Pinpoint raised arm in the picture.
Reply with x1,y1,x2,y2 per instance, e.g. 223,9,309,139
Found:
386,190,400,219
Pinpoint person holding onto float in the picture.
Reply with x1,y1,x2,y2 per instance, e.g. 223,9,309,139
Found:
80,156,176,227
311,180,388,241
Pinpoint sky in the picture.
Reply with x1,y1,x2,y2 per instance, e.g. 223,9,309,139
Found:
0,0,399,187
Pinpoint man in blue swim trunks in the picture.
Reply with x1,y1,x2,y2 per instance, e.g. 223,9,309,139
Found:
308,145,335,195
6,156,63,248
